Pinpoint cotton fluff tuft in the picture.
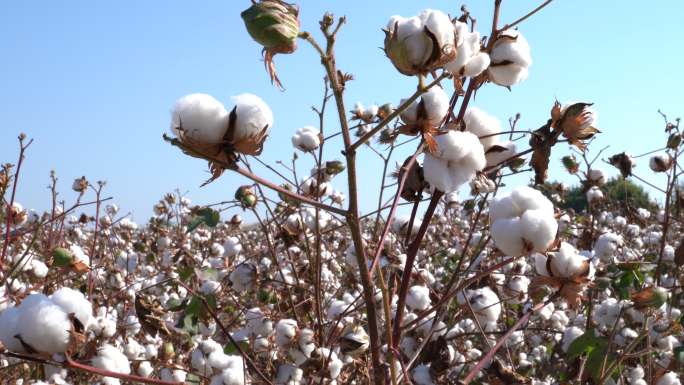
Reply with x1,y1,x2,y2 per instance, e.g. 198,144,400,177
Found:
423,131,486,193
49,287,93,329
406,285,431,311
16,294,72,354
230,93,274,143
656,372,681,385
462,286,501,330
92,344,131,381
292,126,321,152
400,86,450,128
489,186,557,256
170,93,228,144
535,242,591,278
444,21,490,78
0,307,24,352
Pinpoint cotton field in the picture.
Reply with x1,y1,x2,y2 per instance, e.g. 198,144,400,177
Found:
1,1,684,385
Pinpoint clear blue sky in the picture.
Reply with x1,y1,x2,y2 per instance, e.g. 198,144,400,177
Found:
1,1,682,221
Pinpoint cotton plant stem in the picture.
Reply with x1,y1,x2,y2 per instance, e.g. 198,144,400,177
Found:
175,280,274,385
391,191,443,347
351,73,449,151
499,0,554,32
461,295,556,384
368,144,425,278
301,20,385,384
1,136,32,267
64,355,182,385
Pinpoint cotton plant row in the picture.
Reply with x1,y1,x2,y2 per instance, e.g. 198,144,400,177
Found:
2,1,684,385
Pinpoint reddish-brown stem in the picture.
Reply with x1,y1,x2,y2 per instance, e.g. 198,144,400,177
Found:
368,145,424,278
65,355,181,385
461,295,556,384
392,191,443,346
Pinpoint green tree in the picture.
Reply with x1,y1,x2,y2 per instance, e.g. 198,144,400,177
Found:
554,177,656,213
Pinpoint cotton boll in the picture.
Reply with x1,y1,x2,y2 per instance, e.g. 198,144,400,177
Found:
275,319,298,348
49,287,93,330
229,263,256,292
406,286,431,311
490,187,557,256
0,307,24,352
588,169,606,185
562,326,584,352
170,93,228,144
16,294,71,354
412,364,435,385
519,209,558,253
466,287,501,330
545,242,590,278
490,217,525,256
230,93,274,146
650,153,673,172
92,344,131,377
292,126,321,152
488,30,531,87
463,52,491,77
656,372,681,385
30,259,49,278
464,107,502,150
400,86,450,127
423,131,486,193
384,10,456,76
245,308,273,337
276,364,303,385
201,280,221,295
594,232,623,261
485,141,517,168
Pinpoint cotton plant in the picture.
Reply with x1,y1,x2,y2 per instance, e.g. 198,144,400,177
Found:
5,1,684,385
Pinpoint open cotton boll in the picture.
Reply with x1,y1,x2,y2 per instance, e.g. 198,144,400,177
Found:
586,186,604,204
16,294,71,354
594,232,623,261
656,372,681,385
412,363,436,385
245,308,273,337
275,319,298,347
49,287,93,329
488,30,531,87
92,344,131,378
229,263,256,292
406,285,431,311
230,93,274,143
423,131,486,193
384,10,456,76
464,52,491,77
0,307,24,352
444,22,490,78
485,141,517,168
223,237,242,258
466,287,501,330
489,187,557,256
562,326,584,352
137,360,154,377
291,126,320,152
541,242,591,278
463,107,502,150
400,86,450,128
588,168,606,185
30,259,49,278
170,93,229,144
